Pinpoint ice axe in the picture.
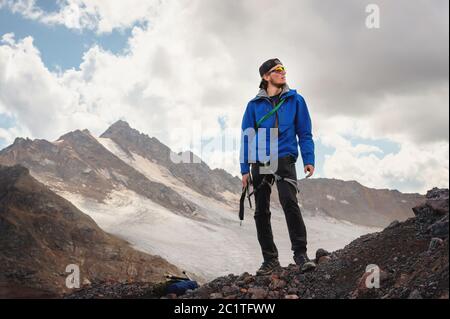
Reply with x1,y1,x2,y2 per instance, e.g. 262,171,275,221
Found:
238,172,253,226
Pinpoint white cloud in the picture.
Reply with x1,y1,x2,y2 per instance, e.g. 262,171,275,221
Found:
372,86,449,143
316,115,448,194
1,0,162,34
320,132,449,194
1,33,15,45
3,0,44,20
0,34,105,139
0,0,448,193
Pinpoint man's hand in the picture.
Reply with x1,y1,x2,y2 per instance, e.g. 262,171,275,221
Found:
242,173,250,188
304,165,314,178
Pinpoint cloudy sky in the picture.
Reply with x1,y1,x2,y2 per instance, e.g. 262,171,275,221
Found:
0,0,448,194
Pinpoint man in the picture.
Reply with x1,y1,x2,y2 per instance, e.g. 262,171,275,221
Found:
240,58,315,275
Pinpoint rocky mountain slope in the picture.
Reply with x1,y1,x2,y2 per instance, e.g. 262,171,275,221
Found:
177,188,448,299
297,178,423,227
0,164,190,298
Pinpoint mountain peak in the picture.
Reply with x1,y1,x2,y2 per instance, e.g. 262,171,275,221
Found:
12,137,32,145
100,120,153,146
111,119,131,129
57,129,93,142
0,138,33,156
100,120,134,136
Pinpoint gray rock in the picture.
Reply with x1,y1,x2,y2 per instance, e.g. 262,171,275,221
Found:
301,261,317,273
408,289,423,299
428,237,444,252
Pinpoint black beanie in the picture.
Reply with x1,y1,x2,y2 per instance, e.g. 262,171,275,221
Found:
259,58,282,77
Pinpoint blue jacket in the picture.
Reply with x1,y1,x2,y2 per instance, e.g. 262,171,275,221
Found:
240,84,315,175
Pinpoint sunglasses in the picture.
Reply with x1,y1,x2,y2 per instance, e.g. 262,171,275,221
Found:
268,66,286,74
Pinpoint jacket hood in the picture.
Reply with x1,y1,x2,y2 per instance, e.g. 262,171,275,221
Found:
251,83,296,102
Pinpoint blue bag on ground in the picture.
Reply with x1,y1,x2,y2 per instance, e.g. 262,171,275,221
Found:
166,280,198,296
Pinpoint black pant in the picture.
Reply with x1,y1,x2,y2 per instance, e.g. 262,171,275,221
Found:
251,155,307,261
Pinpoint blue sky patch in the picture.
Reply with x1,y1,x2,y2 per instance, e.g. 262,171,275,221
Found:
35,0,62,13
0,113,15,129
0,7,133,71
0,113,15,150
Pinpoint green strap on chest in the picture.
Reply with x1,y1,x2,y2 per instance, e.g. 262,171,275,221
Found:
256,98,286,129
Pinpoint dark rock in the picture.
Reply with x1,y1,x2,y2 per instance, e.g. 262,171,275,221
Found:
315,248,330,261
408,289,422,299
248,287,267,299
287,287,298,294
301,261,317,273
426,198,449,215
270,278,286,290
209,292,223,299
387,220,400,229
428,238,444,252
318,256,331,265
428,217,449,238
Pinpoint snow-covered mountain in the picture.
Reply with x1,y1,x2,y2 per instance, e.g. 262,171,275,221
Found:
0,120,424,282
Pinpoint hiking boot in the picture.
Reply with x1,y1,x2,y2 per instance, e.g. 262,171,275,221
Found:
256,259,281,276
293,253,310,268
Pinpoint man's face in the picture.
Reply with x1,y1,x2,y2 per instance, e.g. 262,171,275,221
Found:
263,64,287,87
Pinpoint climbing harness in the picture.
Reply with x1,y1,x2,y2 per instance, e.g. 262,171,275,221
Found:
238,162,299,226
